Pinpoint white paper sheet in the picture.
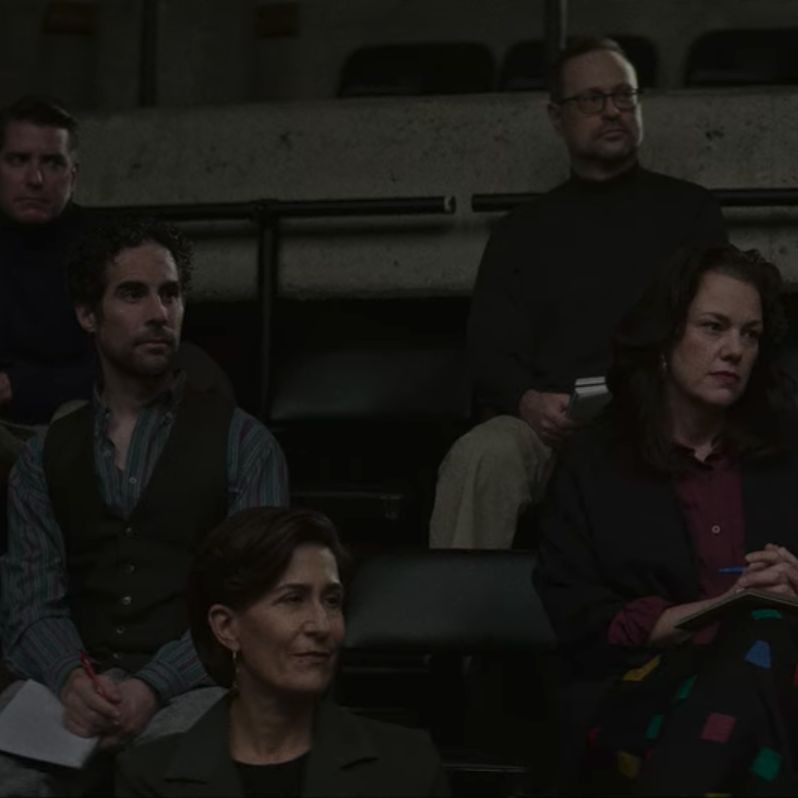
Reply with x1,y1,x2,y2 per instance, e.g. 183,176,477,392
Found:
0,680,99,768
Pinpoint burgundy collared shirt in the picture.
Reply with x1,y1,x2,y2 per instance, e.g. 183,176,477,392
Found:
607,449,746,646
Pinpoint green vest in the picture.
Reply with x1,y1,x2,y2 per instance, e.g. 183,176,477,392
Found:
42,384,233,673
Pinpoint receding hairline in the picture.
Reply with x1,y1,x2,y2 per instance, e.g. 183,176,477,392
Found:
549,37,637,101
557,48,638,98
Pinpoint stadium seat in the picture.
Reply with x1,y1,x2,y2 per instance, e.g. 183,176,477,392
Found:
686,30,798,87
778,292,798,392
180,294,472,552
338,550,558,795
498,41,547,92
267,297,473,551
338,43,496,97
499,35,658,93
181,300,261,414
174,340,236,401
613,35,659,88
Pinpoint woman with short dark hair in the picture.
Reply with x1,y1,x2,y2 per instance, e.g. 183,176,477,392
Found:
535,244,798,794
116,507,448,797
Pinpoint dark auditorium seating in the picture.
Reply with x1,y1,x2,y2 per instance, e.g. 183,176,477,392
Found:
613,34,659,88
499,35,658,92
182,296,473,550
181,300,261,414
685,29,798,87
268,297,473,550
179,283,798,559
173,340,236,400
338,550,559,796
779,292,798,390
498,40,547,92
338,43,496,97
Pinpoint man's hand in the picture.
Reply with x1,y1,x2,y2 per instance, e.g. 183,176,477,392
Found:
736,544,798,598
0,373,12,406
518,389,580,447
61,668,122,738
98,678,159,751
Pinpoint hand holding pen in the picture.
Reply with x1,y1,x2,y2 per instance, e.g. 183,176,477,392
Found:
718,544,798,598
79,650,110,700
60,653,121,738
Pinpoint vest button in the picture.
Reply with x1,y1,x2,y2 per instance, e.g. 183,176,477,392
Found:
116,626,126,635
124,527,134,538
121,595,132,606
112,652,122,661
123,563,136,575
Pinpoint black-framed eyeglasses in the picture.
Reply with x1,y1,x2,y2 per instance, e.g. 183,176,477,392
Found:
558,87,643,116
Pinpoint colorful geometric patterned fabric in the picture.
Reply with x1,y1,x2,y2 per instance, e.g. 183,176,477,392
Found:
576,611,798,795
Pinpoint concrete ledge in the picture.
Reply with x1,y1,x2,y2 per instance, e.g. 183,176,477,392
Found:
77,89,798,299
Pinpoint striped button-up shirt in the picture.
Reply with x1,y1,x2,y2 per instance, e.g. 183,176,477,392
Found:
0,373,289,702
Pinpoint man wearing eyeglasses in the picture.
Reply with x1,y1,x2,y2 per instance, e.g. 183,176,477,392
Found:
430,36,727,550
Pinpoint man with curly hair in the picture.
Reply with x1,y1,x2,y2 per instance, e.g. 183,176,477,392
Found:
0,216,289,796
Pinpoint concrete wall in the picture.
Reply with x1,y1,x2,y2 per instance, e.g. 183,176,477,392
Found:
75,88,798,300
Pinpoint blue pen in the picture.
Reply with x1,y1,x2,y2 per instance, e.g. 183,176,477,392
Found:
717,566,746,574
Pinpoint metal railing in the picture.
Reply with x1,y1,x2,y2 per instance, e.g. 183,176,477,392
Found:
472,188,798,214
95,184,794,417
92,195,456,418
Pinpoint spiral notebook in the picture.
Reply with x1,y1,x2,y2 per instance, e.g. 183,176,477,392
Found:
0,680,99,768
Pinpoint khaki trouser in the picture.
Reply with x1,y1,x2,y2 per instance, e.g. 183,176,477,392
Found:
429,415,555,550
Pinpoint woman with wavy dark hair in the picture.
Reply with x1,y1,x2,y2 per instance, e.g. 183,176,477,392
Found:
534,244,798,795
609,244,794,469
116,507,448,797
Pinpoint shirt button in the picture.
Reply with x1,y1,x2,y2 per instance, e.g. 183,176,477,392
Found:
112,652,122,661
123,563,136,575
123,527,134,538
711,525,721,535
121,595,132,606
128,477,137,485
115,626,126,635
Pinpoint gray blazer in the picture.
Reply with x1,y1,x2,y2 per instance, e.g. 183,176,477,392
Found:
116,697,449,797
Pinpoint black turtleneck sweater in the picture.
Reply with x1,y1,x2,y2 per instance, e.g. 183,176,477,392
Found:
0,202,100,425
468,164,728,416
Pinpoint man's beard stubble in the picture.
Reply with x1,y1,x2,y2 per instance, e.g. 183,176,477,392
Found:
101,329,179,380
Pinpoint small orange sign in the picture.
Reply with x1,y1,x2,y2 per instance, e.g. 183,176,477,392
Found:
42,1,97,36
256,2,299,38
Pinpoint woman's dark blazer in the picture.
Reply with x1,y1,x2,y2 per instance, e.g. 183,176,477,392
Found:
533,421,798,682
115,696,449,798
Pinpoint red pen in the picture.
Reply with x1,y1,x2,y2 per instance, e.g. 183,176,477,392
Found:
79,650,110,701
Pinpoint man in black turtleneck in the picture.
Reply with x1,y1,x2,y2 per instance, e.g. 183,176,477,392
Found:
430,37,727,550
0,97,98,445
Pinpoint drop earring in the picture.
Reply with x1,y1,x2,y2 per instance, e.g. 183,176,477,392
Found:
231,650,240,696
